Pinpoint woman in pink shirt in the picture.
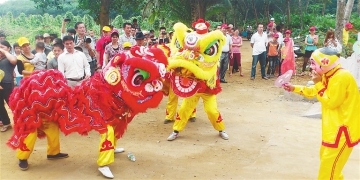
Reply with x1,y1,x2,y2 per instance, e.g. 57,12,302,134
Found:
230,29,243,77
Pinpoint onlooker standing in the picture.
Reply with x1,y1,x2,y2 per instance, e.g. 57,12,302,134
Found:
119,23,136,47
31,34,51,55
23,42,47,71
301,26,318,76
219,24,233,83
132,19,141,31
280,30,295,75
74,22,95,75
47,43,64,70
46,38,63,61
342,22,353,47
58,36,91,89
17,37,35,78
266,33,280,77
43,33,52,50
275,25,283,47
61,19,76,38
103,30,121,68
12,43,23,86
0,33,6,41
0,40,17,132
229,29,243,77
88,30,97,46
135,31,146,47
323,29,341,53
95,26,111,70
158,27,169,44
250,23,268,80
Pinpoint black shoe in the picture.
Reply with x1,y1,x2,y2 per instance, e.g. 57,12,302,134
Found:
189,117,196,122
164,119,173,124
19,159,28,171
47,153,69,160
220,80,227,83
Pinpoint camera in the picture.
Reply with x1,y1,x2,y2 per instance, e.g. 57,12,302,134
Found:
161,32,167,35
85,37,92,43
64,18,71,22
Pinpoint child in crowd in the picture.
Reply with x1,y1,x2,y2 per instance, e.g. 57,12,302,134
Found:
266,33,280,77
23,42,47,70
13,43,23,86
47,43,64,70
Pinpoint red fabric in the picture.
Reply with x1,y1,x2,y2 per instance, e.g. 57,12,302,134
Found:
96,36,108,66
7,46,168,150
230,53,241,66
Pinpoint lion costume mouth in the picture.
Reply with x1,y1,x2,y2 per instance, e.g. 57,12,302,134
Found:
170,74,201,97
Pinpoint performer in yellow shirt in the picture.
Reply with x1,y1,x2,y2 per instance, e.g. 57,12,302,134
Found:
283,47,360,180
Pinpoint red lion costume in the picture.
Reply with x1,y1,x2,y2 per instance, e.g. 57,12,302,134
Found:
7,46,168,177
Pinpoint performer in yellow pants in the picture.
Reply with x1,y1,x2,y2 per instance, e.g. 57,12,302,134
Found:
97,125,125,179
283,48,360,179
318,136,353,180
164,87,196,124
167,93,228,141
17,120,68,171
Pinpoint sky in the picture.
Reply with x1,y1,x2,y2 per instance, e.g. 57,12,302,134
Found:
0,0,8,4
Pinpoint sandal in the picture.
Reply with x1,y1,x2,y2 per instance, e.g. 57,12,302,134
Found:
1,125,11,132
240,74,244,77
229,73,232,77
300,72,305,76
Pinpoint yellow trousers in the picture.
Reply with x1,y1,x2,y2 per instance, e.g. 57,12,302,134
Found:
17,121,60,160
165,87,196,121
173,93,225,132
318,136,353,180
97,125,119,167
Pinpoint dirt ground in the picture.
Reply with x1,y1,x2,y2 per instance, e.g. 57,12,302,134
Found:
1,40,359,180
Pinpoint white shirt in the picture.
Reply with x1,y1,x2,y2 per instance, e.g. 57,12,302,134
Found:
276,32,284,48
58,50,91,79
222,34,232,52
250,32,268,55
118,34,136,47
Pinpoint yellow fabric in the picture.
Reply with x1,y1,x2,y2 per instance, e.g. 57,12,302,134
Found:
17,54,34,78
173,93,225,132
97,125,118,167
342,28,349,46
47,51,55,61
165,87,196,121
17,121,60,160
293,66,360,146
168,23,225,88
318,136,353,180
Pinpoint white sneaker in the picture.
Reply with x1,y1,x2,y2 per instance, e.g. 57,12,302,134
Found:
167,132,179,141
114,148,125,154
219,131,229,140
98,166,114,179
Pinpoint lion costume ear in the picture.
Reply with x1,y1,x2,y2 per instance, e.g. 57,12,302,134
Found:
104,53,126,85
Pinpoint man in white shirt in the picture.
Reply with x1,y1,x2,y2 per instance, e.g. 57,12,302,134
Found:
250,23,269,80
58,35,91,88
118,22,136,47
219,24,233,83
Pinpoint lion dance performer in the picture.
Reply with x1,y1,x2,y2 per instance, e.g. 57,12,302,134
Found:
283,47,360,179
8,46,168,178
165,19,229,141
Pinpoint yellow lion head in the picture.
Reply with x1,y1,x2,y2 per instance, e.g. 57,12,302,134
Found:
167,21,225,97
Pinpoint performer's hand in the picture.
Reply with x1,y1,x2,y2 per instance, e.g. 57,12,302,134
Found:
311,70,321,84
282,83,294,92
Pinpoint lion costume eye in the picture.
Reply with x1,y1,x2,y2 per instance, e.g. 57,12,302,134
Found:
204,40,219,56
175,39,182,49
132,69,149,86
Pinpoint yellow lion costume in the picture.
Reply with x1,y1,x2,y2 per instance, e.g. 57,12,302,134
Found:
165,19,228,141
